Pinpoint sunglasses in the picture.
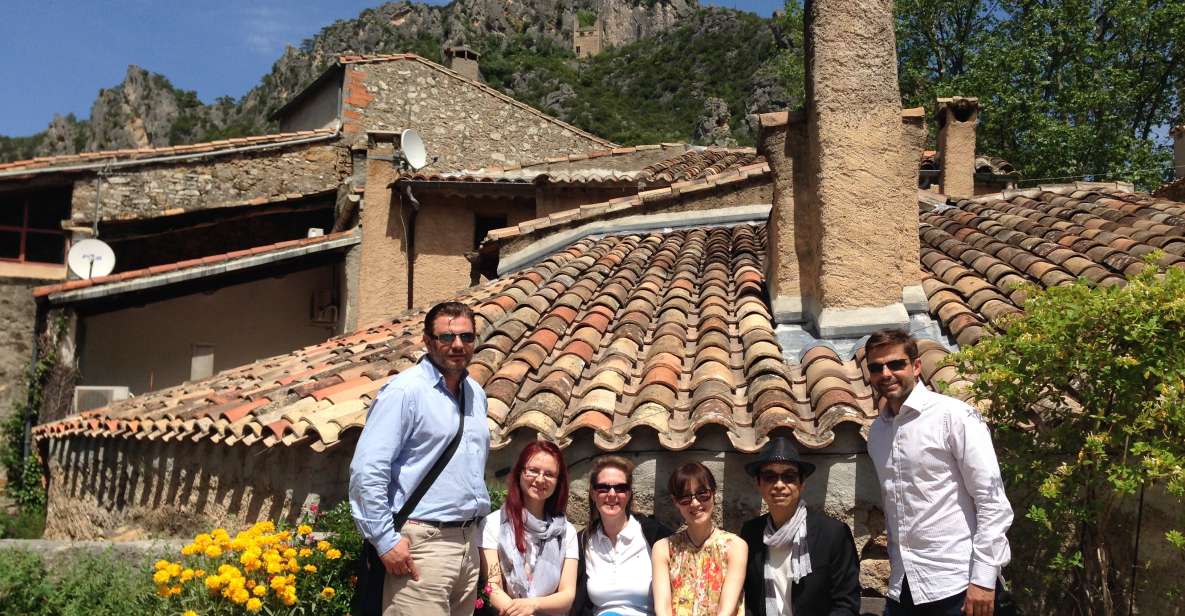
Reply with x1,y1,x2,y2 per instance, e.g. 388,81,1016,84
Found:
758,470,801,485
674,490,713,507
592,482,631,495
431,332,477,344
867,359,911,374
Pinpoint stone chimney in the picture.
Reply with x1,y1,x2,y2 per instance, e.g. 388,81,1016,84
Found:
1172,124,1184,180
936,97,979,198
765,0,926,339
443,45,481,81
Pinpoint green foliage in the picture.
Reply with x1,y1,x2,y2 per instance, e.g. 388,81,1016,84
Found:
1,321,63,512
311,499,363,558
0,505,46,539
897,0,1183,190
0,548,156,616
577,9,597,29
953,259,1185,612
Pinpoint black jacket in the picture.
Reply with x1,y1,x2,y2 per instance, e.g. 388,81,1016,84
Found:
570,514,673,616
740,510,861,616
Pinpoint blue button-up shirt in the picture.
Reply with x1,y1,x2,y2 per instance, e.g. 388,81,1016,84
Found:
348,358,491,556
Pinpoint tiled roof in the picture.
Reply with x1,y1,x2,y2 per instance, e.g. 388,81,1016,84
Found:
0,129,338,178
34,183,1183,453
918,150,1016,175
482,161,771,245
33,230,358,301
334,54,613,148
407,145,760,187
919,184,1185,348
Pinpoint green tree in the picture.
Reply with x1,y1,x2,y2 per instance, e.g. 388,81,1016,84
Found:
953,260,1185,614
896,0,1184,190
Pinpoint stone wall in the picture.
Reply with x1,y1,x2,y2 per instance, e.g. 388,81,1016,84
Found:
340,61,610,169
68,142,345,223
0,279,43,439
42,435,356,539
534,185,635,219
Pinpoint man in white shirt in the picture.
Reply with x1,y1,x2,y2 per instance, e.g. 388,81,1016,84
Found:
864,329,1013,616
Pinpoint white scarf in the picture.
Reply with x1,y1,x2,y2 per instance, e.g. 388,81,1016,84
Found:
762,503,811,614
498,509,567,599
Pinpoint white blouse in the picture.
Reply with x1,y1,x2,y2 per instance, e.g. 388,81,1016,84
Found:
585,517,655,616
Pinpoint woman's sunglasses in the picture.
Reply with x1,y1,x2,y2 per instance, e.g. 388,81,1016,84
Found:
674,490,713,507
592,482,631,495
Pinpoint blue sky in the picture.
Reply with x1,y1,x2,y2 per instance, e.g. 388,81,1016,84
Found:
0,0,784,138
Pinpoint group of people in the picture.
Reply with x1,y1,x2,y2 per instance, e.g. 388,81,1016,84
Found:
349,302,1013,616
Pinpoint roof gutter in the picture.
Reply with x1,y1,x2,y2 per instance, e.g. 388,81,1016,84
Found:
0,124,341,181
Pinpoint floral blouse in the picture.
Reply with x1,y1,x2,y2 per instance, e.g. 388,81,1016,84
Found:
666,528,744,616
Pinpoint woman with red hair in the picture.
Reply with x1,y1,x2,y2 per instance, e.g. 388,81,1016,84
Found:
480,441,578,615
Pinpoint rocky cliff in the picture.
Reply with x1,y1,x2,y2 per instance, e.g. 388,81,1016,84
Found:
3,0,796,160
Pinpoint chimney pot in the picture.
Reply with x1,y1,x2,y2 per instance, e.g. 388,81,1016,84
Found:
936,97,980,199
443,45,481,82
1172,125,1184,180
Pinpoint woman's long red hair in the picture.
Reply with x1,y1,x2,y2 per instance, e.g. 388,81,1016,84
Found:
503,440,570,554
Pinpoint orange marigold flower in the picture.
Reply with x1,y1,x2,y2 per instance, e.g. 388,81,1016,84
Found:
246,597,263,613
321,586,336,599
326,548,342,560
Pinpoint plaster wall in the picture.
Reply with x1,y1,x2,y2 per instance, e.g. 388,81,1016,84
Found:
78,264,339,395
69,143,344,223
356,163,536,326
277,78,342,133
791,0,922,312
534,185,635,218
340,62,607,169
757,123,799,312
937,104,977,199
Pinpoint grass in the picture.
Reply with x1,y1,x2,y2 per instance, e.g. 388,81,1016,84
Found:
0,506,46,539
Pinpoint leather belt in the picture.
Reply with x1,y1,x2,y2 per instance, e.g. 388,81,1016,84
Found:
409,518,479,529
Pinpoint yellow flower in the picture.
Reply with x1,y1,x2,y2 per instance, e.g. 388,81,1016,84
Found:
321,586,336,599
181,544,197,556
253,584,267,597
195,533,212,545
297,524,313,535
183,611,198,616
299,547,313,558
303,564,318,573
281,589,298,606
283,547,297,558
156,585,171,598
232,588,251,604
266,561,283,575
204,545,223,558
270,576,289,591
326,548,342,560
154,559,170,571
316,540,331,552
246,597,263,612
180,568,195,582
153,569,172,585
287,558,300,573
204,575,224,591
167,563,182,577
194,569,206,578
168,586,182,597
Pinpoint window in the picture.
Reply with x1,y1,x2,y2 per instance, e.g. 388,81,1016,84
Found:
0,188,71,264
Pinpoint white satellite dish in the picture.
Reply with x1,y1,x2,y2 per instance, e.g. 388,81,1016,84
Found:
67,238,116,280
400,129,428,170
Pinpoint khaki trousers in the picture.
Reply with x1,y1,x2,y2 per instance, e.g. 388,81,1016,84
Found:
382,521,480,616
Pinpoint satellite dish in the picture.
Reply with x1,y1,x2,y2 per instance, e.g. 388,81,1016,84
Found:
400,129,428,170
67,239,116,280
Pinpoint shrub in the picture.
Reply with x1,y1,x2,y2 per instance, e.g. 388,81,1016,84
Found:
0,549,54,616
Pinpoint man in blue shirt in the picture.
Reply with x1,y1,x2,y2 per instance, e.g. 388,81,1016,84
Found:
349,301,491,616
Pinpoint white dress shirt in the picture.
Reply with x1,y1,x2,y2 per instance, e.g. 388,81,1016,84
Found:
585,517,655,616
867,383,1013,604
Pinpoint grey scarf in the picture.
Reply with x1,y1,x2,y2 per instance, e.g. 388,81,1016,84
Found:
763,503,811,615
498,509,567,599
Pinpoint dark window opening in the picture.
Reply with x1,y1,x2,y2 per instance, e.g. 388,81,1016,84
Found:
0,187,71,264
472,214,509,285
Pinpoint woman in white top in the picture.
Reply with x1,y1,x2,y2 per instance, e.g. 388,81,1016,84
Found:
480,440,578,616
572,455,673,616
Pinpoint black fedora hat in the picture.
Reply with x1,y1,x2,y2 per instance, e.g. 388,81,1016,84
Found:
744,436,816,478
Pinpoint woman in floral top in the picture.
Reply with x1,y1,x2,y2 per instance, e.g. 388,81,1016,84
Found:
651,462,747,616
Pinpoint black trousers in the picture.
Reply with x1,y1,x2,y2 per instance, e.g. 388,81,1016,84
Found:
886,577,970,616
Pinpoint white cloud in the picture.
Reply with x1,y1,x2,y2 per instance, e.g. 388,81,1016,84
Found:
237,3,302,56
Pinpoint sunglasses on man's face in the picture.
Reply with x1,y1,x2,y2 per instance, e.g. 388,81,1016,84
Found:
592,482,631,495
867,358,911,374
431,332,477,344
674,490,713,507
758,470,801,485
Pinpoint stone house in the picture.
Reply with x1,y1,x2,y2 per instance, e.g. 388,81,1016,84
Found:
0,51,615,430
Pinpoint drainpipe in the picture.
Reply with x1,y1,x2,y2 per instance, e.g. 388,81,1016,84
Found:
401,182,421,311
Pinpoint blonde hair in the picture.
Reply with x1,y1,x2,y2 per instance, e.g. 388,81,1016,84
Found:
587,455,635,532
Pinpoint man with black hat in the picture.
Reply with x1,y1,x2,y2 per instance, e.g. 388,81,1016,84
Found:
740,436,861,616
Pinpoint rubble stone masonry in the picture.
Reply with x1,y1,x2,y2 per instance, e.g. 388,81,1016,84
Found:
69,143,345,223
340,61,609,170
